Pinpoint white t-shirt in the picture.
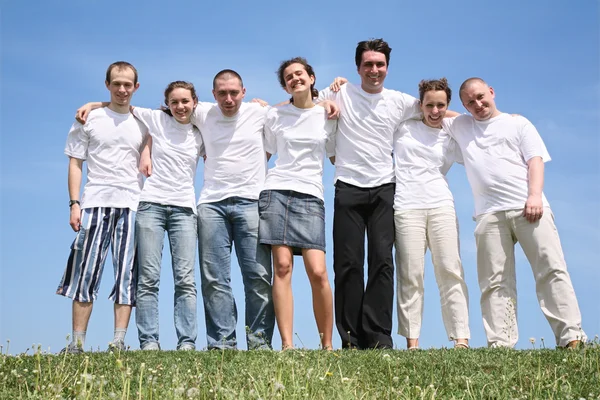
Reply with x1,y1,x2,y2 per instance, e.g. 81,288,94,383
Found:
443,113,551,216
318,83,421,188
192,102,268,204
394,119,462,211
64,107,146,211
132,108,203,212
263,104,337,200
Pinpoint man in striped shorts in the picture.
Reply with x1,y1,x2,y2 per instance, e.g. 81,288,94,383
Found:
56,61,147,353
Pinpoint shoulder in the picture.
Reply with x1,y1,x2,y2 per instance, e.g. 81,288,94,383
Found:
445,114,472,127
510,114,535,128
243,102,270,117
84,108,109,125
382,88,417,104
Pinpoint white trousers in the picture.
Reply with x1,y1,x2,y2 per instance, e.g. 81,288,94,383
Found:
475,208,586,347
394,206,470,341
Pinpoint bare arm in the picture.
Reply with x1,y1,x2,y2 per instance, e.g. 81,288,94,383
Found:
523,156,544,223
68,157,84,232
444,110,460,118
274,100,290,107
76,101,109,124
139,136,153,177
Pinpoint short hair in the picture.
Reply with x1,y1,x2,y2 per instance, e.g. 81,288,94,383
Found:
459,77,487,100
355,39,392,68
276,57,319,103
418,78,452,104
105,61,138,85
212,69,244,89
161,81,198,117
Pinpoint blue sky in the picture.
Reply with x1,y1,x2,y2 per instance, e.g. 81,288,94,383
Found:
1,0,598,353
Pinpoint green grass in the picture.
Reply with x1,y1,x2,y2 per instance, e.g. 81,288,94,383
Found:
1,343,599,399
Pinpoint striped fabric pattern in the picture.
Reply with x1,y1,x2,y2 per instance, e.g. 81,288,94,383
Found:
56,207,137,305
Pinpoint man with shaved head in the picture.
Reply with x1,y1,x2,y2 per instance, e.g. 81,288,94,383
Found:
193,69,275,350
442,77,586,348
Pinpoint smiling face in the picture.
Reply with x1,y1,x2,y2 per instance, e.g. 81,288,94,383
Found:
358,51,388,94
282,63,315,97
105,67,138,107
460,80,499,121
421,90,448,128
212,77,245,117
167,87,197,124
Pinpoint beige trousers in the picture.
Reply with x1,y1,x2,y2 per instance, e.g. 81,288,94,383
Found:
475,208,586,347
394,206,470,341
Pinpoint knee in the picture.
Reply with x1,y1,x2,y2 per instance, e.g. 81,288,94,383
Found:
137,274,160,292
175,274,197,294
307,267,329,287
274,260,292,280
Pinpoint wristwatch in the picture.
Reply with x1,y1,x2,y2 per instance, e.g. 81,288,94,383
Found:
69,200,81,208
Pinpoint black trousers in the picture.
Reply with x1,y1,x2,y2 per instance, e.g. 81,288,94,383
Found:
333,180,395,349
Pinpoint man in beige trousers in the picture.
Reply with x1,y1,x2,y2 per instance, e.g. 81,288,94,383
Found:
442,77,586,348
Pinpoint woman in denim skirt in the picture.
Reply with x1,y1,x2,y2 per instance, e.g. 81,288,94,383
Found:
259,57,336,350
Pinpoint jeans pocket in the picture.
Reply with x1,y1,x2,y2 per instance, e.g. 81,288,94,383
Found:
258,191,271,211
137,201,152,212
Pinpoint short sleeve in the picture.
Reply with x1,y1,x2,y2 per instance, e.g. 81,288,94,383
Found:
64,121,88,160
131,107,156,133
518,118,551,163
263,111,278,155
325,118,337,157
441,116,459,140
317,87,335,103
191,102,213,128
397,93,422,123
446,137,464,166
195,129,205,157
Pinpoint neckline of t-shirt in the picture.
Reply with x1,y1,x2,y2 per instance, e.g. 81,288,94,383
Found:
416,120,444,135
289,102,317,112
172,119,195,131
353,83,385,99
104,107,131,119
218,102,247,121
474,112,508,125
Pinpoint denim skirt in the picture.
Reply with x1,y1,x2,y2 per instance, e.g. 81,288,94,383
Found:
258,189,326,254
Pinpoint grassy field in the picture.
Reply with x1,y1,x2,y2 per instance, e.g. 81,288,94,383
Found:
1,342,599,399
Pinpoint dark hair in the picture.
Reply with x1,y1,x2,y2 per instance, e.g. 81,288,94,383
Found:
212,69,244,89
105,61,138,84
418,78,452,104
355,39,391,68
276,57,319,103
459,77,487,101
161,81,198,116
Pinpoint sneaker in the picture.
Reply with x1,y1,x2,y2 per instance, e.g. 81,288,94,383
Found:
178,343,195,351
59,343,84,355
108,340,126,353
141,342,161,351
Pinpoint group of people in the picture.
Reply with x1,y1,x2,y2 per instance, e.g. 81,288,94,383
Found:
56,38,586,353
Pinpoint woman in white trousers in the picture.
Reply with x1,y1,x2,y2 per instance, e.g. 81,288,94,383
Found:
393,78,469,350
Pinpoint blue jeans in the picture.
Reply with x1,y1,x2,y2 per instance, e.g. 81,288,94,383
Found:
135,202,198,349
198,197,274,349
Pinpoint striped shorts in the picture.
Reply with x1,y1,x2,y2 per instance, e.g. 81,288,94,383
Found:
56,207,137,305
